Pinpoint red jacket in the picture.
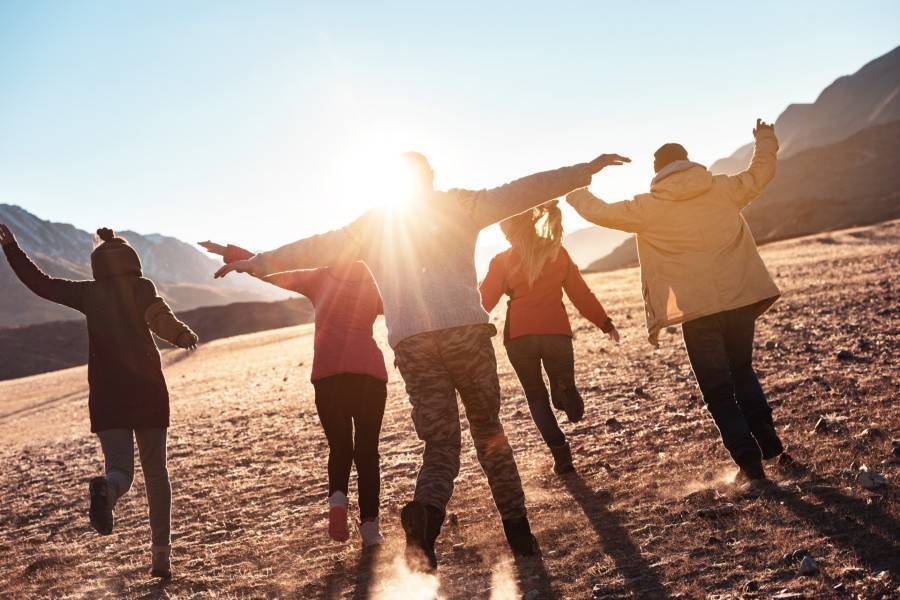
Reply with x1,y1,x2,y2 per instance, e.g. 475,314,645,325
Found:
224,246,387,383
480,246,612,341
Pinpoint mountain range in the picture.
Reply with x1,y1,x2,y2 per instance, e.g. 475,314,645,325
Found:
587,45,900,273
0,204,286,328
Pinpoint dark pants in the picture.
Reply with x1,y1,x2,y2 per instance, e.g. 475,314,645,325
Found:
505,334,583,448
682,304,779,469
314,373,387,520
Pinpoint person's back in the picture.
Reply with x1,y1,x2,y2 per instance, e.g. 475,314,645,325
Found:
0,224,197,579
566,120,787,483
568,121,780,345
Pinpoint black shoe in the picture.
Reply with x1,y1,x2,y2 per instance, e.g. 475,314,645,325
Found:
735,458,767,483
553,385,585,423
549,443,575,475
89,476,114,535
400,501,444,571
502,515,538,557
754,423,785,460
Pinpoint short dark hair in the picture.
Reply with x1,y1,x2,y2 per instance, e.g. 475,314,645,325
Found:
654,143,689,171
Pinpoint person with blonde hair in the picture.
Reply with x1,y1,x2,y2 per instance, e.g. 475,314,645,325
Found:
480,201,619,474
213,150,629,569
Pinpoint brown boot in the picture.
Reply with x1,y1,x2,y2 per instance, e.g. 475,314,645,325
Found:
150,545,171,579
549,443,575,475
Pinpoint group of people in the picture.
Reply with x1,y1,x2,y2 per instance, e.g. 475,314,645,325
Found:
0,118,787,579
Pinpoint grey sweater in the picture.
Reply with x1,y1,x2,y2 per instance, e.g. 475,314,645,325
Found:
252,163,594,347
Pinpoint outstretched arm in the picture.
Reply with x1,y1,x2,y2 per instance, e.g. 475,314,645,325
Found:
0,224,88,312
478,255,508,313
136,279,198,349
566,189,647,233
460,154,630,230
200,240,318,296
722,119,779,209
561,249,619,343
213,211,373,280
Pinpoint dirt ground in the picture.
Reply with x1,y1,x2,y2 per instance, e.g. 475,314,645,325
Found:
0,221,897,599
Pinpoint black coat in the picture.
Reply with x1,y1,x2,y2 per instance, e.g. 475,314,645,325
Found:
4,243,194,432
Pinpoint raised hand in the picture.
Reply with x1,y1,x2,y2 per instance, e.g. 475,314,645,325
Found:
214,259,255,279
0,224,17,247
199,241,228,256
587,153,631,174
753,118,775,138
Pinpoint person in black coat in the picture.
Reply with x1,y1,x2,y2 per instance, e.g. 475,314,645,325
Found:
0,224,197,579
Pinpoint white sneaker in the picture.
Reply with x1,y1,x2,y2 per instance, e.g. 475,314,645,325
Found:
359,518,384,548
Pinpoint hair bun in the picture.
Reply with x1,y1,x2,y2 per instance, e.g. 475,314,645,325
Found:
96,228,116,242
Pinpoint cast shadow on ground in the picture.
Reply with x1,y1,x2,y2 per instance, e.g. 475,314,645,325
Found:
774,462,900,573
513,546,557,599
562,473,672,599
320,546,380,600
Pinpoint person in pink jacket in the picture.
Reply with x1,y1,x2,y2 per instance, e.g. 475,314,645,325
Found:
201,242,387,548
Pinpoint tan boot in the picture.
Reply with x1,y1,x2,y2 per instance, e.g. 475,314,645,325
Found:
150,545,171,579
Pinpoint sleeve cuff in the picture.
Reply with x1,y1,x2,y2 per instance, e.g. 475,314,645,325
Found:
600,318,614,333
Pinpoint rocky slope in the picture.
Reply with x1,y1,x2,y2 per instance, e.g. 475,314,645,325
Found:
711,45,900,175
0,220,896,599
0,204,285,328
587,120,900,273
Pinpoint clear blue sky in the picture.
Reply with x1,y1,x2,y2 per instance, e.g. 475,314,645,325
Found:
1,1,898,257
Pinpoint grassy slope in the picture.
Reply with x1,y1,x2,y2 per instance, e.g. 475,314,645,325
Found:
0,221,898,599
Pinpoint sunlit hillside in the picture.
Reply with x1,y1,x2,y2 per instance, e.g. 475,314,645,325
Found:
1,222,897,599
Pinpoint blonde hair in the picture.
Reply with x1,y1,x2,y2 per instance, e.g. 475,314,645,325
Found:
500,201,563,288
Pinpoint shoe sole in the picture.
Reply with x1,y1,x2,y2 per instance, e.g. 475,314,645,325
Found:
89,477,113,536
329,506,349,542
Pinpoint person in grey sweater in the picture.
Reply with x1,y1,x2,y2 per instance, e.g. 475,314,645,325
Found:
213,150,628,569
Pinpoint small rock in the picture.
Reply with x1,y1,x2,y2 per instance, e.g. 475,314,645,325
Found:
605,417,623,431
765,340,777,350
836,349,854,361
813,417,830,434
743,580,759,592
706,535,723,545
856,427,884,439
447,513,459,526
783,548,810,564
697,503,737,518
799,555,819,575
633,386,646,397
666,326,677,334
859,468,888,490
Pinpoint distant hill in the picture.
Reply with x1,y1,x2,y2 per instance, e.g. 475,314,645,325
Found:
0,204,286,328
563,226,630,269
0,296,314,381
711,45,900,175
587,120,900,273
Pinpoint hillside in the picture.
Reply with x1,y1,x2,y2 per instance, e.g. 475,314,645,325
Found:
0,204,285,328
587,120,900,273
711,45,900,175
563,227,630,270
0,221,897,598
0,297,314,381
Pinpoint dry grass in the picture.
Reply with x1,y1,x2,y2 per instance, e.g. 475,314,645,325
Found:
1,221,898,599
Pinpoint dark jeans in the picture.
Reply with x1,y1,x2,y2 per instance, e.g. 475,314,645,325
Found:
314,373,387,520
505,334,583,448
682,304,778,469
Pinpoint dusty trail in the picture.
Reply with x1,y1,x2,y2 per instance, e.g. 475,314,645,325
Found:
1,221,898,599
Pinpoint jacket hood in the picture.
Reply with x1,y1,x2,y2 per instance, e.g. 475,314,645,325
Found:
650,161,713,202
91,229,142,279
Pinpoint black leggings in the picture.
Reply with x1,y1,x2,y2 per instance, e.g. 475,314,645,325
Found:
314,373,387,520
505,334,583,448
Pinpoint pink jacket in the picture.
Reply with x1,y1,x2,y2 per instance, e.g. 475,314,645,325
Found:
225,246,387,383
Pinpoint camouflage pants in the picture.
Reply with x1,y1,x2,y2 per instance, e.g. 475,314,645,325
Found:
394,323,527,520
